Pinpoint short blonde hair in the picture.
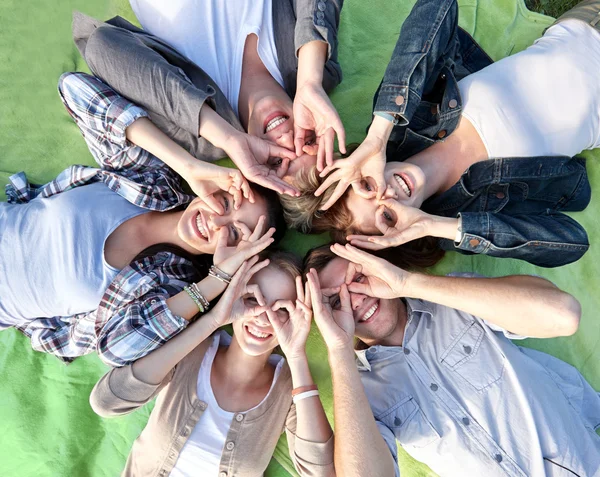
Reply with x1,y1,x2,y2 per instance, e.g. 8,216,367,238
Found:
259,249,301,279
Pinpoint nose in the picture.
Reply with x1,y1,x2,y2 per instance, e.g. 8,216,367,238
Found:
350,291,366,311
208,214,229,229
273,130,294,151
383,184,397,200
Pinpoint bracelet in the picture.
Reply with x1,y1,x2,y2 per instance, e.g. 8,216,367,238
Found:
184,285,205,313
191,283,210,310
373,111,400,126
291,384,318,397
209,265,232,285
292,390,320,404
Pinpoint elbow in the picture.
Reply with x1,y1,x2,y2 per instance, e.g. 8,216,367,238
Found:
553,292,581,337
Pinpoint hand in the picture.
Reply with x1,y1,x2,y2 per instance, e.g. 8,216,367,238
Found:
330,243,408,299
314,134,387,211
224,132,299,196
213,216,275,277
306,268,355,351
293,81,346,171
267,276,313,361
185,162,254,214
347,199,457,250
209,256,270,328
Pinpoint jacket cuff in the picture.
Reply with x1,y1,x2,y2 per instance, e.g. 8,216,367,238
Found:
453,213,491,253
373,86,420,127
295,0,339,60
293,433,334,467
105,100,149,148
107,364,163,402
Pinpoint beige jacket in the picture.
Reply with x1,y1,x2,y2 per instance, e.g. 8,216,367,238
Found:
90,337,334,477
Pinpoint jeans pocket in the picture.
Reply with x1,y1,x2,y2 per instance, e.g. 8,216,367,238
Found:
379,397,440,449
440,320,506,392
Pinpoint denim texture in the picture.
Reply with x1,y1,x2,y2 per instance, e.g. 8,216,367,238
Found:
372,0,591,267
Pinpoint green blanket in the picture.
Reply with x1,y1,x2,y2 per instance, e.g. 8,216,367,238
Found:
1,1,598,476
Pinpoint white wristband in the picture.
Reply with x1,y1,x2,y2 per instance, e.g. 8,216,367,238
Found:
292,390,320,404
454,215,463,243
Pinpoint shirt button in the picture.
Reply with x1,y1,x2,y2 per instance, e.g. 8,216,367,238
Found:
160,471,167,476
437,129,447,139
463,345,472,354
495,454,503,463
170,451,177,459
316,11,325,19
199,402,207,410
150,299,157,305
430,383,438,392
318,1,327,11
462,417,470,426
403,348,410,355
226,441,235,451
448,99,458,109
219,472,227,477
495,192,506,199
235,413,244,422
317,19,325,26
182,428,190,437
395,95,405,106
469,239,480,247
394,417,402,426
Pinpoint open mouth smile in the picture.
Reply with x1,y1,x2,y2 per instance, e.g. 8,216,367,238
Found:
393,174,413,198
245,324,273,341
264,112,290,134
358,300,380,324
194,212,209,241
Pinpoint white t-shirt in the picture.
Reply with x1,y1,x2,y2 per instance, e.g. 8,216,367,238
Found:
459,19,600,158
170,331,284,477
129,0,284,116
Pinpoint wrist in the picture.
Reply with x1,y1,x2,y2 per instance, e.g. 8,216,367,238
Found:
198,104,240,150
368,115,395,143
327,343,356,365
431,216,461,242
297,41,327,88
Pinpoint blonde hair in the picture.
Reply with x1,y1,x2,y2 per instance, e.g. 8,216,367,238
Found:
259,249,301,279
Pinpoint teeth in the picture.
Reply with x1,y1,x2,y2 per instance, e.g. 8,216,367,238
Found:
360,303,378,322
265,115,288,133
247,325,271,339
394,174,411,197
195,215,208,239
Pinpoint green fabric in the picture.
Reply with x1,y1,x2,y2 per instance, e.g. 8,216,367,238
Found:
1,1,598,476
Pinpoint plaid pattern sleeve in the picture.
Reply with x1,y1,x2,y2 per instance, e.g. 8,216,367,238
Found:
94,252,199,367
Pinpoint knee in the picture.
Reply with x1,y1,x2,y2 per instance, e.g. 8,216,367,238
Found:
85,25,125,65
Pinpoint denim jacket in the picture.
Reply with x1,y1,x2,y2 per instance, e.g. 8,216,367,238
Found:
371,0,591,267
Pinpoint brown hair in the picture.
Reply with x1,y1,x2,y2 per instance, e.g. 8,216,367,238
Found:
259,249,302,279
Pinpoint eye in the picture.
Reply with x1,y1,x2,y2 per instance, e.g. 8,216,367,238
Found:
329,294,341,310
354,274,365,283
382,207,395,223
362,180,373,192
267,157,283,168
244,296,258,306
230,224,240,244
222,195,230,212
276,308,290,320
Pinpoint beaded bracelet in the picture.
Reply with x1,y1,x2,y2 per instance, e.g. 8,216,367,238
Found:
191,283,210,310
184,285,205,313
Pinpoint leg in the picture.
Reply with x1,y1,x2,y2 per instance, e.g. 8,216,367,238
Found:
553,0,600,33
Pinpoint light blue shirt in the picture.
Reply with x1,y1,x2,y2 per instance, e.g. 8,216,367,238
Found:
0,182,147,327
357,298,600,477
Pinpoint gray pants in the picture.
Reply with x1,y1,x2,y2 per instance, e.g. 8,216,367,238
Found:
554,0,600,32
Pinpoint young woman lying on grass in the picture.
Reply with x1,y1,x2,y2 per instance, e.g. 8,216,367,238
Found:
285,0,598,268
0,72,285,366
90,251,334,477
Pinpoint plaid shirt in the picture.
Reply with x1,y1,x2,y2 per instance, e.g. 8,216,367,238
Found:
9,72,199,366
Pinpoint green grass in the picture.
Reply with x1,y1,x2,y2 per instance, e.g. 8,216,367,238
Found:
526,0,579,17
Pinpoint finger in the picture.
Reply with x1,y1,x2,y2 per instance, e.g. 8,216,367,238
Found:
203,194,225,215
245,304,270,316
330,242,370,265
347,238,387,251
272,299,295,315
319,159,345,179
344,260,359,286
249,215,267,241
351,181,377,200
294,126,308,157
302,143,319,156
316,133,326,172
275,158,291,179
375,175,388,202
246,258,270,279
231,187,243,211
214,227,229,252
296,300,312,316
306,269,323,311
318,179,350,211
265,307,283,334
347,282,372,296
253,174,300,197
240,233,275,260
245,284,266,307
339,283,352,314
234,220,254,241
304,279,312,310
334,120,346,155
323,128,335,169
268,142,297,161
295,276,305,304
374,205,393,235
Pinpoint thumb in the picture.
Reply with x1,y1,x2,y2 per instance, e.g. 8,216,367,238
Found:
294,125,308,157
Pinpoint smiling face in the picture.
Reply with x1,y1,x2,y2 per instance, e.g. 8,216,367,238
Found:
344,161,428,235
318,257,406,347
232,265,298,356
177,191,268,255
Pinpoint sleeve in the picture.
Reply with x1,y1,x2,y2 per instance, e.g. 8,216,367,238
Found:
375,419,401,477
96,292,188,367
444,211,589,268
58,72,157,172
82,23,215,138
294,0,343,91
284,403,335,477
89,362,175,417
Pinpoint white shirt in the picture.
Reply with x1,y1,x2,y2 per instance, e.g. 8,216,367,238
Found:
170,331,284,477
459,20,600,158
129,0,284,116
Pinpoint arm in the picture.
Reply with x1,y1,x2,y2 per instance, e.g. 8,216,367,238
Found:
331,243,581,339
306,270,396,477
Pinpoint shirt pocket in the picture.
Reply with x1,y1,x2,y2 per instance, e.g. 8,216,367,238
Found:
379,396,440,449
440,320,505,392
